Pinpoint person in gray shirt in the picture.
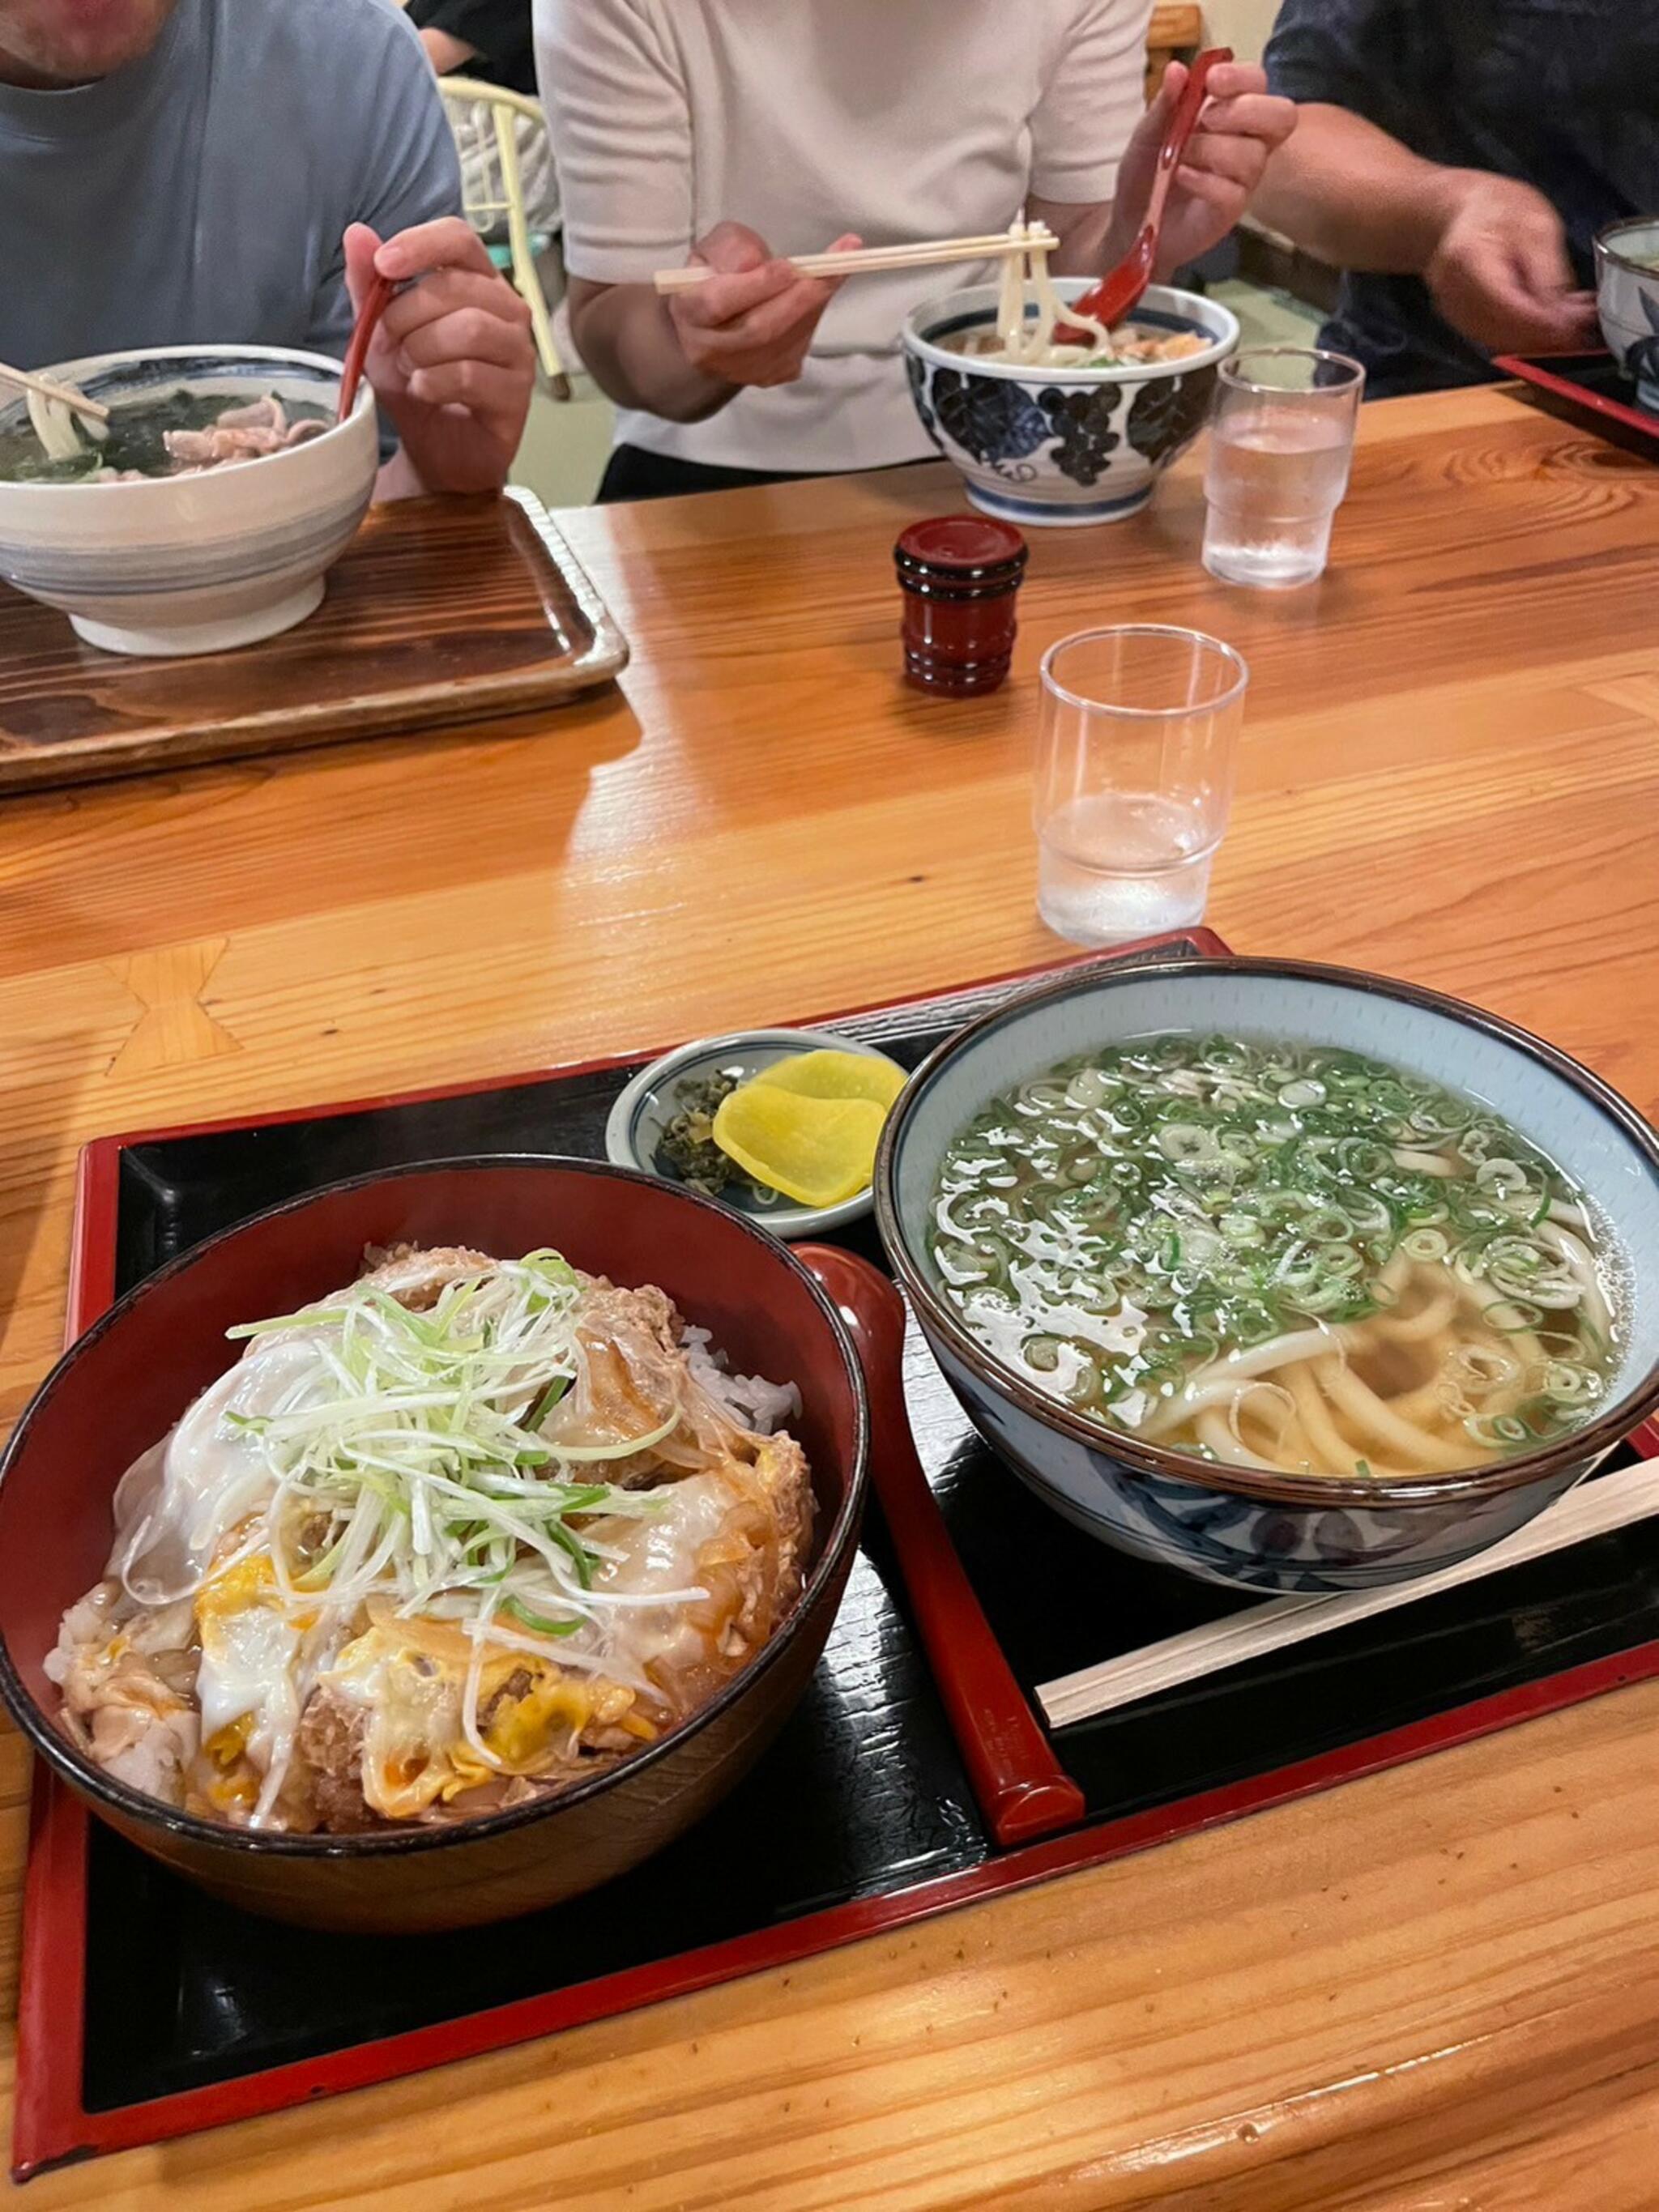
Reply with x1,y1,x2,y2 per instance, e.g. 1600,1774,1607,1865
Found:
0,0,535,494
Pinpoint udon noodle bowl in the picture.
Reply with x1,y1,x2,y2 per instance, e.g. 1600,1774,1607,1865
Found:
931,1037,1624,1481
47,1245,812,1831
935,233,1209,371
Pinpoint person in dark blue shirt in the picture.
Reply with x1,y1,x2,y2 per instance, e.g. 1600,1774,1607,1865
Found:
1254,0,1659,396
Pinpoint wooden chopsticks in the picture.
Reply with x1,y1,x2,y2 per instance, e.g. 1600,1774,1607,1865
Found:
0,361,110,425
1037,1442,1645,1730
653,226,1060,296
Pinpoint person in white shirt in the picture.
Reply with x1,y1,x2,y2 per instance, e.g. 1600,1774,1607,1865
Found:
535,0,1294,500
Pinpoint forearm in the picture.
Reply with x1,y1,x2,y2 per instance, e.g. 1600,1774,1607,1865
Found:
1252,104,1468,274
375,408,511,498
567,278,737,422
416,26,478,76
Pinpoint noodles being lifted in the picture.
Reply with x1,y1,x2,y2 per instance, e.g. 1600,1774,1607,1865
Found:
931,1038,1623,1480
942,222,1209,371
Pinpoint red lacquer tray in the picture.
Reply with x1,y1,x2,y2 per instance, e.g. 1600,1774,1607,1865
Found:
14,930,1659,2180
1496,348,1659,456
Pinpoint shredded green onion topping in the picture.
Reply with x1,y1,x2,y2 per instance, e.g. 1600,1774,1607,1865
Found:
219,1250,667,1639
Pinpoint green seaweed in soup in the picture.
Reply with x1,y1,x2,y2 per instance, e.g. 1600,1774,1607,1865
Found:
931,1037,1621,1479
0,386,331,483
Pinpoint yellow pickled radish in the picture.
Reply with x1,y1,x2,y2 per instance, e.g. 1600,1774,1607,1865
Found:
750,1048,906,1109
713,1085,888,1208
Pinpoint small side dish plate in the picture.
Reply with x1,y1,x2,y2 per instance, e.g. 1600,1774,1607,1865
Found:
605,1026,906,1238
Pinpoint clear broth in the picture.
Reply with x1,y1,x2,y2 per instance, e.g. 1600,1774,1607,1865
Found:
931,1036,1622,1479
0,386,330,483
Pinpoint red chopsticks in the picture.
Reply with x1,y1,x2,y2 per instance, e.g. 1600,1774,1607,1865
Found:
797,1246,1085,1848
337,271,396,424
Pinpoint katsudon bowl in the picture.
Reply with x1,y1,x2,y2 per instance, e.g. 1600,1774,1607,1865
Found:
902,278,1239,526
0,1159,868,1933
876,958,1659,1596
0,344,378,656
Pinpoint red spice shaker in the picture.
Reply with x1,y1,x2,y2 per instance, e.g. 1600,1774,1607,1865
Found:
894,514,1028,697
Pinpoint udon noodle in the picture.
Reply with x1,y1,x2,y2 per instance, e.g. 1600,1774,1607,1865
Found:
931,1038,1623,1481
938,224,1209,371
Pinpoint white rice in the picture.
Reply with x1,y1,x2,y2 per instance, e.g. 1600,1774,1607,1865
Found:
43,1589,115,1684
680,1325,802,1434
98,1712,194,1802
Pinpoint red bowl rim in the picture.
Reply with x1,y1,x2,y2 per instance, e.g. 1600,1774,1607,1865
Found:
0,1154,870,1860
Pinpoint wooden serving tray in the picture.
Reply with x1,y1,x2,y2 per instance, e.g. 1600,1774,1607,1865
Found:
0,488,627,794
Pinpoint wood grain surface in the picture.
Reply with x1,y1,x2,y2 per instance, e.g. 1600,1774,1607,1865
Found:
1146,5,1203,95
0,489,625,792
2,385,1659,2208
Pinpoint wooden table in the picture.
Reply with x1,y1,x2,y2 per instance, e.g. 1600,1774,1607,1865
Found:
3,386,1659,2208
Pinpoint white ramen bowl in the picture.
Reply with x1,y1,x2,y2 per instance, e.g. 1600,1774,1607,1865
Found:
0,345,378,657
901,279,1239,527
876,957,1659,1596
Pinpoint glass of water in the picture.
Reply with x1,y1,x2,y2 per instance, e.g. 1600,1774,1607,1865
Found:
1034,624,1249,945
1202,347,1366,589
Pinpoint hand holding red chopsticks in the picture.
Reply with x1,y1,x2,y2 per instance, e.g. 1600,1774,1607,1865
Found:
340,219,535,493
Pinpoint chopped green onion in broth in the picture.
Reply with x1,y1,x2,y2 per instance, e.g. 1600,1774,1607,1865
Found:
931,1037,1623,1479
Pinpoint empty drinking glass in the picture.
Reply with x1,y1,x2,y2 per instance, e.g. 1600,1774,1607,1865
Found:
1202,347,1366,589
1034,624,1249,945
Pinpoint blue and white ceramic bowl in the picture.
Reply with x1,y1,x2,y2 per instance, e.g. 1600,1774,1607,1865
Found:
0,346,377,656
876,957,1659,1596
901,279,1239,527
1595,219,1659,415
